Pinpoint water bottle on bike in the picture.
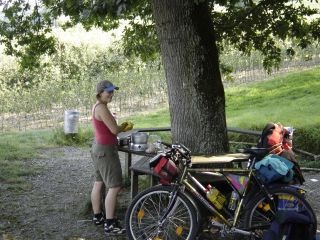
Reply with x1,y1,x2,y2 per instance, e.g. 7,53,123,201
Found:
228,191,239,211
205,184,226,210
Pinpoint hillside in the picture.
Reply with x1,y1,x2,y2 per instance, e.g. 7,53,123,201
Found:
225,67,320,154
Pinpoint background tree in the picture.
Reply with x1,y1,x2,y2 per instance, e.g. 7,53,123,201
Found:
0,0,319,154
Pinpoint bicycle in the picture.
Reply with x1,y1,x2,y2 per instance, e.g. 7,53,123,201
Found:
125,142,317,239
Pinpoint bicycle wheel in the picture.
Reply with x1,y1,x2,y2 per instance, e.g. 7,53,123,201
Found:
244,186,317,239
125,185,198,240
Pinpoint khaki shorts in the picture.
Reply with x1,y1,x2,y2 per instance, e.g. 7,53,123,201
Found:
91,143,122,188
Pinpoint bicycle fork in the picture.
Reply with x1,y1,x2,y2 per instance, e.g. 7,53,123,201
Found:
158,184,180,226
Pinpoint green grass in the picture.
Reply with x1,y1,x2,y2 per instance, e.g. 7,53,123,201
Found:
0,130,54,190
120,108,171,128
51,126,94,146
225,67,320,154
226,67,320,129
120,108,172,142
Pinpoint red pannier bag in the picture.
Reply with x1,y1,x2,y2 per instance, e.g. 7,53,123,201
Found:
153,157,178,185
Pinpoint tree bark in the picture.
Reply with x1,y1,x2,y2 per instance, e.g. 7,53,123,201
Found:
151,0,229,155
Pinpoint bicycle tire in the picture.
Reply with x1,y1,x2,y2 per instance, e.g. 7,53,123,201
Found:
244,186,317,239
125,185,199,240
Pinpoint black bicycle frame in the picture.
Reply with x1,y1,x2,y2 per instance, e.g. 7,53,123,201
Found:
182,165,269,229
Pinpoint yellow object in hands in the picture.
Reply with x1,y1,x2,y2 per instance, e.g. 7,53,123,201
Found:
120,122,128,132
121,121,128,127
120,121,133,132
123,122,134,131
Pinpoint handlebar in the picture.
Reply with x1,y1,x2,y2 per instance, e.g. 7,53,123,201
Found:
157,141,191,161
158,141,190,153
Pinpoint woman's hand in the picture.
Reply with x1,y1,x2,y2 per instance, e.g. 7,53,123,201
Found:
120,122,134,132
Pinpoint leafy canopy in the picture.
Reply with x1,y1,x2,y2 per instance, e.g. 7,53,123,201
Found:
0,0,319,70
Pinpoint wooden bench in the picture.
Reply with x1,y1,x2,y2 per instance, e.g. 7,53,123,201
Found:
129,156,156,199
191,153,250,164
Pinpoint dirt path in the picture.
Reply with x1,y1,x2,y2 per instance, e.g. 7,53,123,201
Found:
1,147,319,240
0,147,129,240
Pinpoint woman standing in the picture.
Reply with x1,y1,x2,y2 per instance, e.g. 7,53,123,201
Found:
90,80,132,234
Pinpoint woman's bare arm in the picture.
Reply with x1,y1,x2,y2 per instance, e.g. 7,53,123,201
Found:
95,104,123,135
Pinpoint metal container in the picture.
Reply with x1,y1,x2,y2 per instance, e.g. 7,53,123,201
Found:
118,137,131,146
130,143,148,152
131,132,148,144
64,110,80,134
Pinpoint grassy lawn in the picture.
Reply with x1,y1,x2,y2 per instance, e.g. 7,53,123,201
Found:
121,108,171,128
0,66,319,190
226,67,320,129
0,130,54,190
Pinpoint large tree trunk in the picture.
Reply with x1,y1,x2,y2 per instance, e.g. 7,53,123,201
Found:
151,0,229,154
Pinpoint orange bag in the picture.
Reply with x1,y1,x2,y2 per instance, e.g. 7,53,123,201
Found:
258,122,285,155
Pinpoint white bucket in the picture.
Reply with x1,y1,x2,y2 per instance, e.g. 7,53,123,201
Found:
64,110,80,134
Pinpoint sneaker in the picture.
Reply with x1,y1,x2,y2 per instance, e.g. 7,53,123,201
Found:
92,212,105,225
104,219,126,234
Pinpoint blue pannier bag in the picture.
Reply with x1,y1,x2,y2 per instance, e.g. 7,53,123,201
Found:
255,154,294,184
263,210,315,240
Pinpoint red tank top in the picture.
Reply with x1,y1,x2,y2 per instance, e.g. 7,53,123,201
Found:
92,104,118,145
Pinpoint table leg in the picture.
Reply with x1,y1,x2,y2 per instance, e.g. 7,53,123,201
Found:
124,152,132,178
150,175,157,186
131,171,138,200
